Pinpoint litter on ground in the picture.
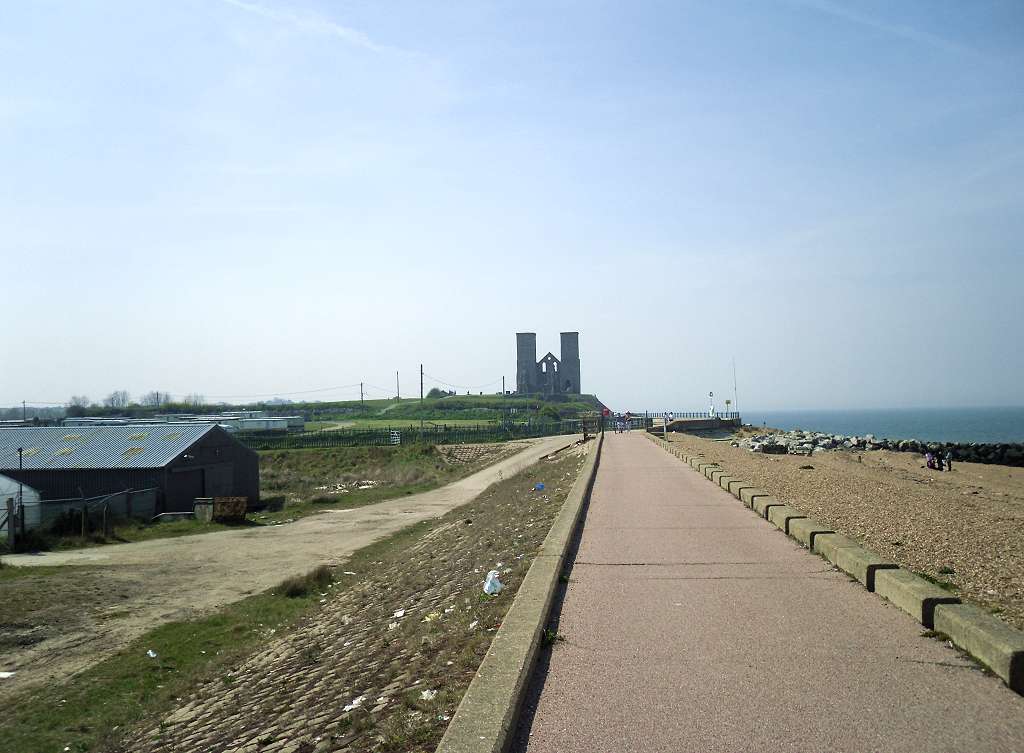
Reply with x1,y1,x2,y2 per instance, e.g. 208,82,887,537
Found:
483,570,504,595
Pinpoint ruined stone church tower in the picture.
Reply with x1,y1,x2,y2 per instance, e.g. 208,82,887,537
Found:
516,332,581,395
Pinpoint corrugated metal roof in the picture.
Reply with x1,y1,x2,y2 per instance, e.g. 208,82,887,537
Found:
0,424,215,470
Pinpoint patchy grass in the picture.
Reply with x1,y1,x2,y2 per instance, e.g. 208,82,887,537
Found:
0,579,322,753
0,563,67,583
255,442,524,523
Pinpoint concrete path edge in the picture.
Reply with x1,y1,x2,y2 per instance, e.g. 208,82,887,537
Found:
435,433,604,753
643,432,1024,696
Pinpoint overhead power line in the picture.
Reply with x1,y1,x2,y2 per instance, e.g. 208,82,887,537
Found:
422,372,503,391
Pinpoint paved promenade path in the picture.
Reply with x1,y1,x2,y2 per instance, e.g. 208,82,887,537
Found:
514,432,1024,753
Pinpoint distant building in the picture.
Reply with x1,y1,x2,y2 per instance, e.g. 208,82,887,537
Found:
0,424,259,513
516,332,581,395
64,412,302,433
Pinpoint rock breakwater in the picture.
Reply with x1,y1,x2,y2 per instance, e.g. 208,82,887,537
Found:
735,428,1024,467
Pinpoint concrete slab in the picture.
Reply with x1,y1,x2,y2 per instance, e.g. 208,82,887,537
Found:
787,517,834,550
739,487,770,508
831,544,899,591
514,434,1024,753
813,532,860,559
752,495,783,518
874,569,961,629
766,504,807,535
934,603,1024,694
726,479,752,499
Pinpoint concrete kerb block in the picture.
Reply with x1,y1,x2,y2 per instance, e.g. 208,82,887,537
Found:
813,532,860,560
739,488,770,509
710,469,729,484
766,505,807,535
787,517,834,550
703,466,719,480
873,569,961,629
832,545,899,592
435,433,603,753
717,475,738,491
933,603,1024,694
752,495,783,518
727,479,752,499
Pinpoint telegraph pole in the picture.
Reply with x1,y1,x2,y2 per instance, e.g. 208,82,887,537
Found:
732,358,740,417
396,371,400,402
22,401,26,421
502,376,505,395
360,382,364,408
420,364,424,402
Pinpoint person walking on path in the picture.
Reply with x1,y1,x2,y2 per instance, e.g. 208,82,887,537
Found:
945,448,954,471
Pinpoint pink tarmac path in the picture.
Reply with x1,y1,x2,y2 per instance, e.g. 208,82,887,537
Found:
513,432,1024,753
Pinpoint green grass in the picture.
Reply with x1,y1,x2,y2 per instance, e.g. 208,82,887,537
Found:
339,418,503,429
0,568,329,753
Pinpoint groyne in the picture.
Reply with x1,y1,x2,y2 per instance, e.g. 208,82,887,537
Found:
736,429,1024,467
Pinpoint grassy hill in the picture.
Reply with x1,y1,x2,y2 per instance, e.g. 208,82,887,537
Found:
61,393,606,427
275,393,605,424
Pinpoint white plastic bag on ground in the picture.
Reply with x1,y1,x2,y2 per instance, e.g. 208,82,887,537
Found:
483,570,504,595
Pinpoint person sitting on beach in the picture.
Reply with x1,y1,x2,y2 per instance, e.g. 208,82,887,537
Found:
925,452,935,470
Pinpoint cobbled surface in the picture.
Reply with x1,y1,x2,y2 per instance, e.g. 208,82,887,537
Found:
119,449,587,753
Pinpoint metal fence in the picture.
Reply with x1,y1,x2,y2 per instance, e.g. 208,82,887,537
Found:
236,419,601,451
649,412,742,420
2,488,158,542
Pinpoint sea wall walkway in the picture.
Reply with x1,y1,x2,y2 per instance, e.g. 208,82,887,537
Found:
513,432,1024,752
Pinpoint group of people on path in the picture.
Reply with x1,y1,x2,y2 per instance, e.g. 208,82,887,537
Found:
926,449,954,471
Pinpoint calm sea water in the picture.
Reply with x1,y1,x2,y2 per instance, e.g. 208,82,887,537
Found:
742,407,1024,444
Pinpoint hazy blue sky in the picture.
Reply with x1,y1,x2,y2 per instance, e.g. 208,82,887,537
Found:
3,0,1022,412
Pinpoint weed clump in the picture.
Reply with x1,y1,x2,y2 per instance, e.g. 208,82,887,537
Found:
279,565,334,598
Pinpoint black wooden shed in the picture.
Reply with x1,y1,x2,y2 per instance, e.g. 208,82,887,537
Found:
0,424,259,513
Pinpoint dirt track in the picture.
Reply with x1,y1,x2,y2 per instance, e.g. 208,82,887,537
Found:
0,435,575,698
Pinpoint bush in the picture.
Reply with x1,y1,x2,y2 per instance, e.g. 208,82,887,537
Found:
279,565,334,598
539,405,561,422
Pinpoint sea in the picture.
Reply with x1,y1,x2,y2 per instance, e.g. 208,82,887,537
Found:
741,407,1024,444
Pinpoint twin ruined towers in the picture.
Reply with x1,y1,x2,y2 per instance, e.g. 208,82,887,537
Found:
516,332,581,395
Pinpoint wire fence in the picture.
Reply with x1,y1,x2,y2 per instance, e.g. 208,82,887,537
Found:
236,419,601,450
2,488,158,541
